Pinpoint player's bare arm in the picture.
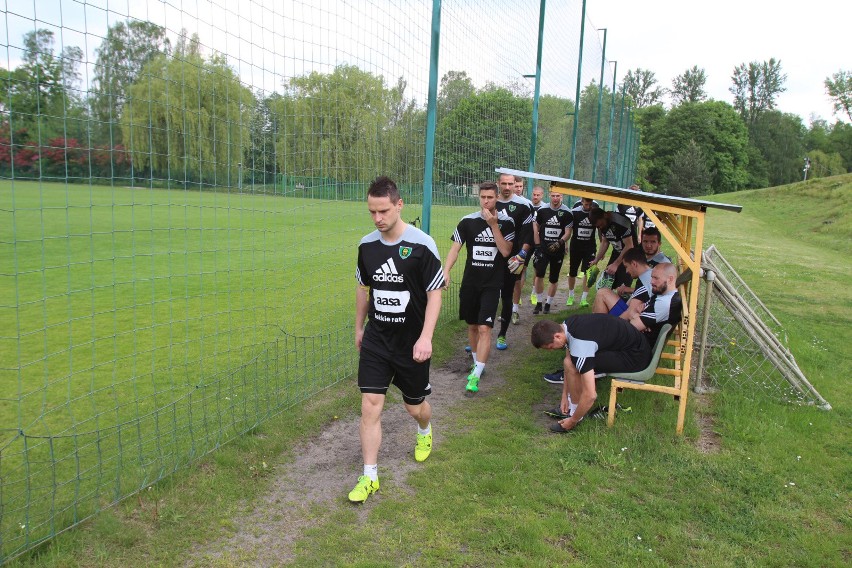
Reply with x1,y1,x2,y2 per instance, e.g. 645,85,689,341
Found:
413,288,442,363
355,284,369,350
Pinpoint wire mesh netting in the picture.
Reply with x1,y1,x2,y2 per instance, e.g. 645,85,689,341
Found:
0,0,637,559
693,245,830,409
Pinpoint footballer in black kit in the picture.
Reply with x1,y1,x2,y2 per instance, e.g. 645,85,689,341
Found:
451,210,516,309
356,225,445,362
568,200,598,278
533,200,572,285
591,210,636,289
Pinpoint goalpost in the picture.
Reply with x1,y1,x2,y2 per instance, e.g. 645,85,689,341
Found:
693,245,831,410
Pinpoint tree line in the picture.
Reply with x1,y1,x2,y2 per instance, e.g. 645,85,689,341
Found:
1,21,850,195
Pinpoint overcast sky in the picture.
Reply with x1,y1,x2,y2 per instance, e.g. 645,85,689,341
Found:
5,0,849,125
584,0,850,124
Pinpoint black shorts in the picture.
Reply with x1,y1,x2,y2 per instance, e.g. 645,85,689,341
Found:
568,246,595,277
533,250,565,283
459,285,500,327
358,344,431,405
582,346,650,375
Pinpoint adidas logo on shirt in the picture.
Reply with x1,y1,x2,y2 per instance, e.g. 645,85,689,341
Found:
474,227,496,243
546,216,560,225
374,258,405,283
579,218,591,226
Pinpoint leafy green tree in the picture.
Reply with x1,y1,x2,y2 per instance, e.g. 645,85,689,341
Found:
121,49,254,185
747,110,805,186
571,81,620,182
623,68,665,108
435,87,531,185
667,140,714,196
652,101,749,193
272,64,398,183
824,70,852,122
730,58,786,126
438,70,476,117
533,94,573,178
1,30,83,131
633,104,667,191
91,20,170,144
806,149,847,179
826,121,852,171
670,66,707,105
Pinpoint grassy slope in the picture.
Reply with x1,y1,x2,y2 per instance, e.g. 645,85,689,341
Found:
7,175,851,567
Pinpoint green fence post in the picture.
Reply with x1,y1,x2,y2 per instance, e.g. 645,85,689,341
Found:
568,0,587,180
591,28,607,183
526,0,547,195
422,0,443,234
614,83,627,187
604,61,617,185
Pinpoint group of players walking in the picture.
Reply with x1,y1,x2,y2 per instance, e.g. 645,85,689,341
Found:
349,174,680,503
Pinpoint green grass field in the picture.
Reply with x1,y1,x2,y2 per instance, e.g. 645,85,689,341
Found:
0,179,476,561
3,175,851,566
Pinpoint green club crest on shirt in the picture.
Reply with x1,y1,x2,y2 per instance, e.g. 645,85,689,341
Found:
508,204,516,212
399,246,412,259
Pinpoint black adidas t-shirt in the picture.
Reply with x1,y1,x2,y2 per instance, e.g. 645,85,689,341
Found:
570,204,597,249
535,205,572,246
451,211,515,289
602,212,634,253
496,195,534,255
357,225,445,352
617,204,644,226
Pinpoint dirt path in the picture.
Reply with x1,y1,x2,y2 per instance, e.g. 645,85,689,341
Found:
190,284,565,566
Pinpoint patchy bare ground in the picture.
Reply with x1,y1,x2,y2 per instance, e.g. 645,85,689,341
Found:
692,393,722,454
189,288,548,566
189,283,719,566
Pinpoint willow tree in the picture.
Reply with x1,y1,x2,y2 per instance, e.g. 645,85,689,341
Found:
121,48,254,186
272,64,397,183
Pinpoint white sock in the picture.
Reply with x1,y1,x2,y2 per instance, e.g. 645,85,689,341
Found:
512,303,519,312
474,362,485,377
471,352,477,364
364,464,378,481
418,423,431,436
581,291,588,301
547,296,554,305
537,292,545,303
569,402,578,416
568,289,575,298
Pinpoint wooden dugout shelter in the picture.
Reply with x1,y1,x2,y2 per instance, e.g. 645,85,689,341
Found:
497,168,743,434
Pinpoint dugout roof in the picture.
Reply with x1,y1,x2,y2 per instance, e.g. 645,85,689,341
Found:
496,168,742,213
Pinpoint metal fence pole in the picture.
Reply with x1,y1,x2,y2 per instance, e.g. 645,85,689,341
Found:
422,0,443,234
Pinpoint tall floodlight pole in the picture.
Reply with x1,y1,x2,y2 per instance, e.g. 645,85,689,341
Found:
591,28,607,182
525,0,547,195
604,60,617,185
568,0,587,179
422,0,443,234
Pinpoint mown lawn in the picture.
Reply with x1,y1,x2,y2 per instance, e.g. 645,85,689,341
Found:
4,175,850,566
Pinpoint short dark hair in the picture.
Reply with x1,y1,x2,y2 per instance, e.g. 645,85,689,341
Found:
622,247,648,266
531,319,563,348
588,208,606,223
479,181,498,194
368,176,400,202
642,226,661,241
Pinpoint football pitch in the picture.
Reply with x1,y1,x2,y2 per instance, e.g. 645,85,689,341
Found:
0,179,466,557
